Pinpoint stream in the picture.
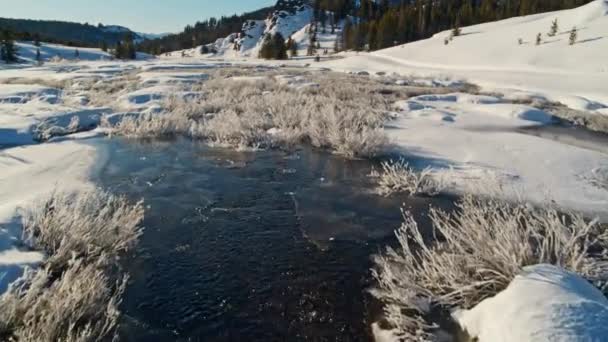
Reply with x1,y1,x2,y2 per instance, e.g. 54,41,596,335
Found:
91,137,454,341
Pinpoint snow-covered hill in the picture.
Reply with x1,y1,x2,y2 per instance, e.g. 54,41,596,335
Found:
325,0,608,112
165,0,341,59
6,41,154,64
14,42,112,63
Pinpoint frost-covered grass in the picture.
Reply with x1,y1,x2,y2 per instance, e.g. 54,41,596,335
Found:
588,167,608,191
548,105,608,134
107,71,403,158
371,159,446,197
0,190,144,342
371,196,608,341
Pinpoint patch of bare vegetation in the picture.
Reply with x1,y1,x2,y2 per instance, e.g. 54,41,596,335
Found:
371,159,446,196
371,196,607,340
0,190,144,342
587,167,608,191
0,77,72,90
107,70,400,157
544,104,608,134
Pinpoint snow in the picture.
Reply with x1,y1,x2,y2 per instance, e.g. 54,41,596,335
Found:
388,92,608,219
323,0,608,113
14,41,112,63
454,264,608,341
0,140,98,292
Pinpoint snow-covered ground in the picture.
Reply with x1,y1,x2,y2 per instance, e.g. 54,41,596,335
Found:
325,0,608,112
454,264,608,341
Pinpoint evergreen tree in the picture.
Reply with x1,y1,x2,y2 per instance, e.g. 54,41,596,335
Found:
74,49,80,58
101,41,108,52
569,26,578,45
258,32,287,60
290,40,298,57
113,40,123,59
536,32,542,45
125,33,136,59
33,34,41,47
549,18,559,36
0,30,19,63
35,48,42,65
452,20,462,37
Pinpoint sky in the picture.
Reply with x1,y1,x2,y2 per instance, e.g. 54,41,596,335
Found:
1,0,277,34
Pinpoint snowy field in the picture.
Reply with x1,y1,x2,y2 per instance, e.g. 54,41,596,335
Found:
1,1,607,340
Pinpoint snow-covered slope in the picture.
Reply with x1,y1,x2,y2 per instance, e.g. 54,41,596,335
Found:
165,0,341,59
14,41,112,63
7,41,154,64
324,0,608,112
454,264,608,341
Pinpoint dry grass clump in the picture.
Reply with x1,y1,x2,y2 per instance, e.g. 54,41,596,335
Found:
371,196,608,340
545,104,608,134
109,71,394,158
0,77,72,90
0,190,144,342
588,167,608,191
372,159,446,196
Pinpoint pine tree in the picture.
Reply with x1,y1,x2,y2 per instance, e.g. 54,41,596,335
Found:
569,26,578,45
290,40,298,57
35,48,43,65
0,30,19,63
74,49,80,59
548,18,559,37
536,32,542,45
452,23,462,37
259,34,273,59
114,41,123,59
101,41,108,52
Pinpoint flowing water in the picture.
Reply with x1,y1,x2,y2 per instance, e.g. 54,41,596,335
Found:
92,138,454,341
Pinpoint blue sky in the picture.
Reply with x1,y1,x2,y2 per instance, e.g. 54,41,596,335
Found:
2,0,276,33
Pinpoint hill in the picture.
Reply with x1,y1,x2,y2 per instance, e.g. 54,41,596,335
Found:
0,18,160,47
325,0,608,111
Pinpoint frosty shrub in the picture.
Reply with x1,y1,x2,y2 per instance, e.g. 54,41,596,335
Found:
0,190,144,342
371,196,607,340
109,71,395,158
372,159,446,196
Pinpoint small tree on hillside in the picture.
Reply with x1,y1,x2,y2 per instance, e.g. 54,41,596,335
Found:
452,16,462,38
536,32,542,46
74,49,80,59
100,41,108,52
0,30,19,63
259,33,274,59
452,23,461,37
36,48,43,65
548,18,559,37
271,32,288,60
286,37,298,57
569,27,578,45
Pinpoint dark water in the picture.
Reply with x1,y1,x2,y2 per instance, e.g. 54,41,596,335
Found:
92,138,452,342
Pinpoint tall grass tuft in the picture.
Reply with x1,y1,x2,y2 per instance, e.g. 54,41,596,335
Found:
0,190,144,342
371,195,608,340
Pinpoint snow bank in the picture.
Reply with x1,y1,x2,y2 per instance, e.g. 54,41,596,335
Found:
0,140,98,292
388,92,608,219
454,264,608,341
